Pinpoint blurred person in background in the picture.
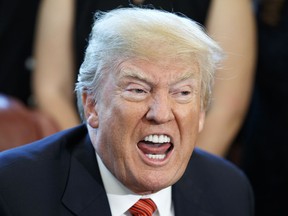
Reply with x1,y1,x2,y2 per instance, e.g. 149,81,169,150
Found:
0,0,40,105
238,0,288,215
0,1,58,150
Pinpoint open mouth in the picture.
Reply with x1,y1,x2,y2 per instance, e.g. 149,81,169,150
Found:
138,134,174,160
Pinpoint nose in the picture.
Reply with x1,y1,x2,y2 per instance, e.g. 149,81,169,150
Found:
145,93,174,124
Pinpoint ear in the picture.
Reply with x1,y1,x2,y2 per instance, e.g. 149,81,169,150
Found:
82,92,99,128
198,111,205,133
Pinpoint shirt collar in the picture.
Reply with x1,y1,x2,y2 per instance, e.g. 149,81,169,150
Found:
96,153,173,216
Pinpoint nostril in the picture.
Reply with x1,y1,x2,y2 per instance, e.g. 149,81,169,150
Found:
145,100,173,123
146,108,173,124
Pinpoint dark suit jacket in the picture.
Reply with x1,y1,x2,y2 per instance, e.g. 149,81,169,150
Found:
0,124,254,216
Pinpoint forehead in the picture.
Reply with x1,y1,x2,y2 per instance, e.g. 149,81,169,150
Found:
116,57,200,83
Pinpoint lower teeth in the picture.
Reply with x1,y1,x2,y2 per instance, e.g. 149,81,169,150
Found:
146,154,166,160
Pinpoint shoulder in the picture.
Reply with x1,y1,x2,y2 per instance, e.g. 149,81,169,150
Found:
191,148,246,177
188,148,252,189
0,124,90,214
179,148,254,215
0,124,87,172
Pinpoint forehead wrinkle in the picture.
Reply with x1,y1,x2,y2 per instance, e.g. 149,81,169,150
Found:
170,69,200,87
119,67,155,86
118,62,199,87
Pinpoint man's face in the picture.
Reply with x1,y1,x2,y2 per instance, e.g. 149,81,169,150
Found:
83,57,205,194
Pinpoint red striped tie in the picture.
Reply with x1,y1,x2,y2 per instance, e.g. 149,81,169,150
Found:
129,198,157,216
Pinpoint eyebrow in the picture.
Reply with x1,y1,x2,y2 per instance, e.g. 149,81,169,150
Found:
174,71,198,83
119,68,154,85
119,67,199,86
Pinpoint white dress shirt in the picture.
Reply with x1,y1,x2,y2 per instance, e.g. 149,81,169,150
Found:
96,154,174,216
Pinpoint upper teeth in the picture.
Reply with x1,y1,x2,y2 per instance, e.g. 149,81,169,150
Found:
144,135,171,143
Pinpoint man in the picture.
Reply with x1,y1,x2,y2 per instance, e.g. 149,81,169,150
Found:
0,7,254,216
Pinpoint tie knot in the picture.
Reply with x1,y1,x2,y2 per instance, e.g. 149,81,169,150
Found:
129,198,157,216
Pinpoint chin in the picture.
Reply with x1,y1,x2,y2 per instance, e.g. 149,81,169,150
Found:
132,175,177,195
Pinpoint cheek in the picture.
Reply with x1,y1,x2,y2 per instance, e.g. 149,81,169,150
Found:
178,105,201,129
175,105,202,152
198,111,205,132
98,102,145,154
96,99,141,148
111,99,147,125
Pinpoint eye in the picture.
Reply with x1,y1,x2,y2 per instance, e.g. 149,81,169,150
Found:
130,88,147,94
180,91,191,96
171,87,194,103
174,90,192,98
122,83,150,102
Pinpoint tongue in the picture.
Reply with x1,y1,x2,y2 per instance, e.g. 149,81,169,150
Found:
137,142,171,154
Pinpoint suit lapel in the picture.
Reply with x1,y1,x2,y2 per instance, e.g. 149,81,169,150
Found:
62,134,112,216
172,152,214,216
